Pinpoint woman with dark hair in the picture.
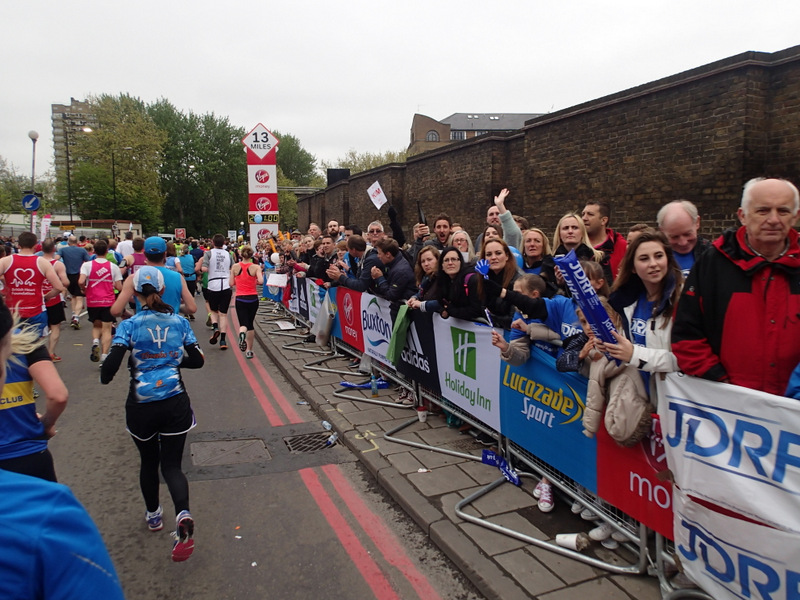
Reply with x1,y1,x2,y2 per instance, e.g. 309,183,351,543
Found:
230,245,263,358
600,230,683,402
101,266,205,562
410,245,440,301
407,247,483,322
476,238,521,328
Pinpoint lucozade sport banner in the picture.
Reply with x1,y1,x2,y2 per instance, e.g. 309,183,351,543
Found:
433,317,502,432
499,346,596,491
658,374,800,534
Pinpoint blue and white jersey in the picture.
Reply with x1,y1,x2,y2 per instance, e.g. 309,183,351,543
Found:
113,310,199,403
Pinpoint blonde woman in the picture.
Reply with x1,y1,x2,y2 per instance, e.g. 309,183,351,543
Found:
544,213,606,293
0,304,68,482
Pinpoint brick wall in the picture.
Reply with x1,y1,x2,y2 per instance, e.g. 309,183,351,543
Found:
298,45,800,242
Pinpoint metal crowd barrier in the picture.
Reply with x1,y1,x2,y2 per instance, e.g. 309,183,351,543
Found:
266,291,712,595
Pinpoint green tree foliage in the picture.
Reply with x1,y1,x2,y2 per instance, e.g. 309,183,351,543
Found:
69,94,166,231
320,149,407,175
149,100,247,237
0,158,58,225
277,167,297,231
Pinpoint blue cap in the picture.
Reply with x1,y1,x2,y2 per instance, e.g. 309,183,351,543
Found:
133,266,165,293
144,236,167,254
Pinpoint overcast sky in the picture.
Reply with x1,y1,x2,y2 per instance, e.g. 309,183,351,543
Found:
2,0,798,182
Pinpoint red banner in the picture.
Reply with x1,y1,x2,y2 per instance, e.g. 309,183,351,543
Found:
335,288,364,352
596,414,673,539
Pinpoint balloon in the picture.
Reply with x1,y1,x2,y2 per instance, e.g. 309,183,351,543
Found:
254,214,263,224
270,252,280,265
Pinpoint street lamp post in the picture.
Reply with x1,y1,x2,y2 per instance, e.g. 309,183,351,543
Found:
28,130,38,233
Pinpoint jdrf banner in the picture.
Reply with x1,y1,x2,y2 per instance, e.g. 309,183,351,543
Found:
499,346,596,492
658,374,800,534
673,488,800,600
433,317,501,432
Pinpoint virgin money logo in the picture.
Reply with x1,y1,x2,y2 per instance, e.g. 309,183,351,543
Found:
254,170,270,184
257,228,272,239
643,415,667,472
342,293,354,326
256,197,273,211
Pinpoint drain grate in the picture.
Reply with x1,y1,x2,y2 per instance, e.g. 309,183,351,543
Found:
284,432,332,453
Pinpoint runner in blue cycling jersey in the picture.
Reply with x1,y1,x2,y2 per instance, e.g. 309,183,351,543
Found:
101,266,204,562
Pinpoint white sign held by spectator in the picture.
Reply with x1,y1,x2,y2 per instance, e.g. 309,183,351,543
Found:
367,181,388,210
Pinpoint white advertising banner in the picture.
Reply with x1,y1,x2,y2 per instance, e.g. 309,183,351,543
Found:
359,294,394,366
247,164,278,194
673,488,800,600
658,373,800,533
306,279,321,325
433,317,501,432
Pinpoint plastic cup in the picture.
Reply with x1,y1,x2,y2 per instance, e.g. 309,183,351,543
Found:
555,532,590,551
417,408,428,423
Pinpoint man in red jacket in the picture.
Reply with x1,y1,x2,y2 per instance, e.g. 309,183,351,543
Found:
672,177,800,396
582,201,627,282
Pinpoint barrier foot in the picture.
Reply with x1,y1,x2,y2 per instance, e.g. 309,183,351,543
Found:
383,416,484,462
282,340,332,355
331,388,415,409
304,353,360,376
455,474,649,575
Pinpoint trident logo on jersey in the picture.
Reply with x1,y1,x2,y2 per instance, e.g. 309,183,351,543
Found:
147,325,170,348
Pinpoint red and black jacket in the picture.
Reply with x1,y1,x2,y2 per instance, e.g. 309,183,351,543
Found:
672,227,800,395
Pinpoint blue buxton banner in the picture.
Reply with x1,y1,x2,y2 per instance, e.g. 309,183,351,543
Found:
499,345,597,492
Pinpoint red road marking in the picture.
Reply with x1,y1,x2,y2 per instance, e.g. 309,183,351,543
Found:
321,464,442,600
227,305,302,425
300,468,400,600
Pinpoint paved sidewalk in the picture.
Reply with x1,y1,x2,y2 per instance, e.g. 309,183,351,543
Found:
252,306,663,600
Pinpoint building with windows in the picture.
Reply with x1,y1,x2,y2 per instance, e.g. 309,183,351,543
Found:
408,112,541,156
51,98,97,186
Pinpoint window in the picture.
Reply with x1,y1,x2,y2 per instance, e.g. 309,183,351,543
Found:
425,130,440,142
450,130,466,141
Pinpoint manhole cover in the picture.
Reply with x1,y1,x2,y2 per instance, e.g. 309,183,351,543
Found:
191,439,270,466
284,432,331,453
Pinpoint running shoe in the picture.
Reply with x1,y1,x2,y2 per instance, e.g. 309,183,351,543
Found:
50,354,62,362
90,344,100,362
238,332,247,352
589,522,613,541
172,510,195,562
146,506,163,532
70,317,80,330
188,314,195,321
475,432,495,446
245,351,254,359
536,482,555,513
219,338,228,350
209,330,220,345
205,313,212,327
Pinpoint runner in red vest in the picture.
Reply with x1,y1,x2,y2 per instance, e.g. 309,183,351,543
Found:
0,232,67,335
40,239,70,362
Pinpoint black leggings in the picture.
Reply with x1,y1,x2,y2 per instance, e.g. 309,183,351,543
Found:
235,297,259,331
132,433,189,514
0,449,57,482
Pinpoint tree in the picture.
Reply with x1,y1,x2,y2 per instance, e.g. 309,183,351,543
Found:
149,101,247,237
69,94,166,231
320,149,407,175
